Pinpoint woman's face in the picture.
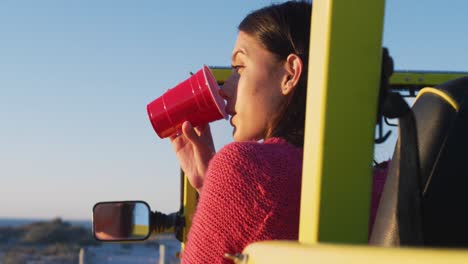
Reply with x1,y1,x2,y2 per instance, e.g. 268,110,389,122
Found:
220,31,287,142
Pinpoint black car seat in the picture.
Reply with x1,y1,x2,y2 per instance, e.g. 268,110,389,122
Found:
370,76,468,247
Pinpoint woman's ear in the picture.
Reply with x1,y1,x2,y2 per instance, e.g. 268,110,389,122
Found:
281,54,303,95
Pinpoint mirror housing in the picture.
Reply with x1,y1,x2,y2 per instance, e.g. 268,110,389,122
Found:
93,201,152,241
92,201,183,242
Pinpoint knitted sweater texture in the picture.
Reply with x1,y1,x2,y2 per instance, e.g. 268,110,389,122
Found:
181,137,387,263
182,137,303,264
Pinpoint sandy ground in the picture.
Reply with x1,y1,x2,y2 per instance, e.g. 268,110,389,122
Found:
85,234,180,264
0,234,181,264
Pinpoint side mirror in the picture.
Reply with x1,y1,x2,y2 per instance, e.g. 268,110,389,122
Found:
92,200,183,242
93,201,152,241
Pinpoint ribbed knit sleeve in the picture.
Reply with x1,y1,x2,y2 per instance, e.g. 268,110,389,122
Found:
181,138,303,264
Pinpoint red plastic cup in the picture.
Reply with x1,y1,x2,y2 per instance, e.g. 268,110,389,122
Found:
147,65,227,138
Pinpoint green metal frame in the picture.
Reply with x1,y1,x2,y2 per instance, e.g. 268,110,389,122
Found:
391,70,468,87
181,172,197,248
211,68,468,92
298,0,385,244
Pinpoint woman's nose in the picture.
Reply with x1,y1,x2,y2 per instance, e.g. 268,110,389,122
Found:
219,73,237,100
219,86,229,100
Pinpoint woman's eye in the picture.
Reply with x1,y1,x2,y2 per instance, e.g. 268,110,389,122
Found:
232,65,244,74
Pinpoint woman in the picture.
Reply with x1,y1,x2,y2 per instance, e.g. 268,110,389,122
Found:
170,1,312,263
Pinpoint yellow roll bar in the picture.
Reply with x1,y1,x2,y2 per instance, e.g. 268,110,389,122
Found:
243,242,468,264
212,68,468,89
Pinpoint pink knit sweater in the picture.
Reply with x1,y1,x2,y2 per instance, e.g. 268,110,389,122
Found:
181,137,387,264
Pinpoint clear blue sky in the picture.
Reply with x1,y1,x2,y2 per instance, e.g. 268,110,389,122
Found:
0,0,466,220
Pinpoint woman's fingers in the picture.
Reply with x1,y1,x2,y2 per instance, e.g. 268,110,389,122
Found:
169,132,185,151
194,123,208,136
182,121,203,145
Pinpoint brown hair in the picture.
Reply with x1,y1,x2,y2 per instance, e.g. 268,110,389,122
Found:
238,1,312,147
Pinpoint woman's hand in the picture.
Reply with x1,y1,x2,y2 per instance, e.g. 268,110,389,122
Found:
170,121,215,193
